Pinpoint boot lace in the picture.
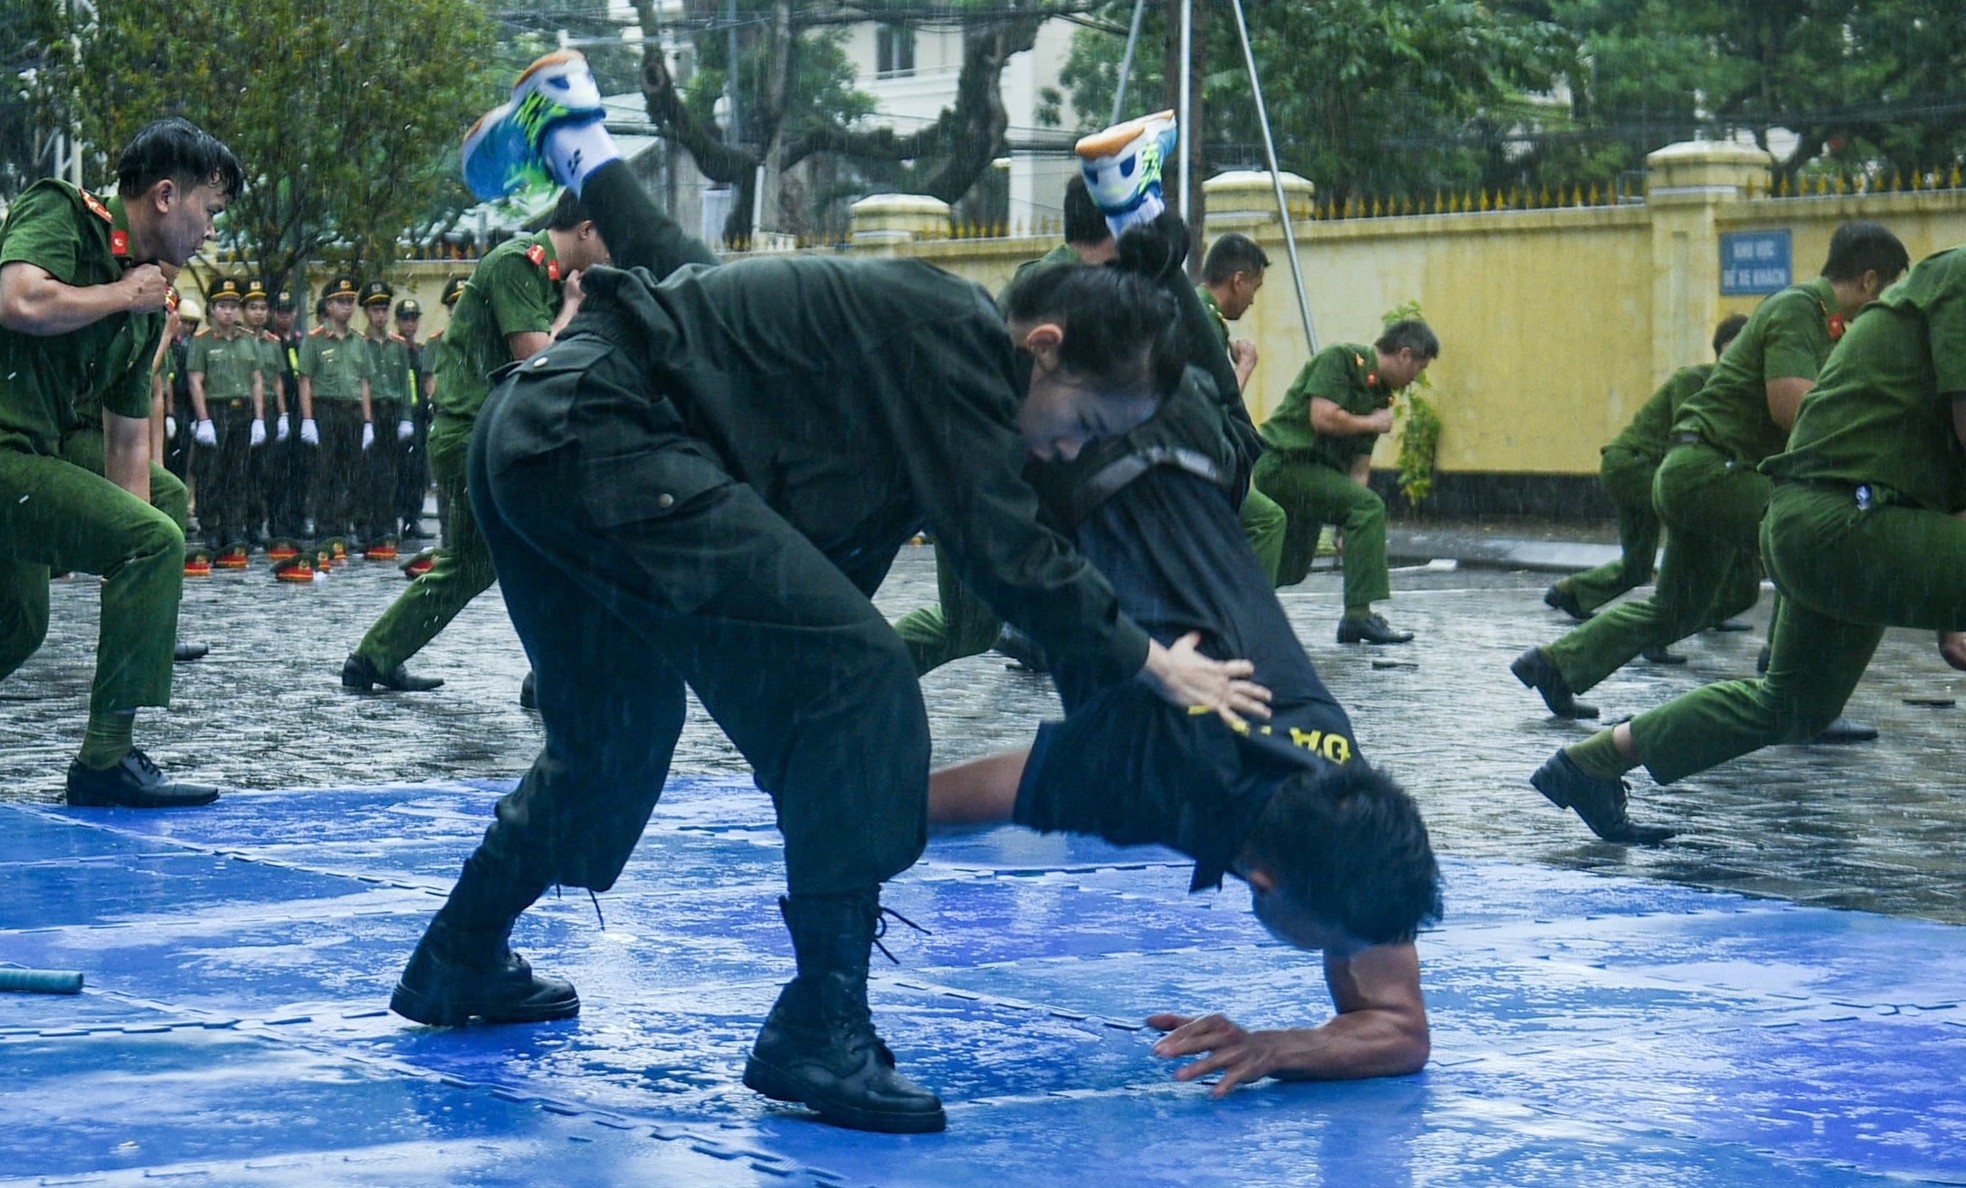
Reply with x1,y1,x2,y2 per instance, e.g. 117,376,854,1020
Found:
870,905,931,965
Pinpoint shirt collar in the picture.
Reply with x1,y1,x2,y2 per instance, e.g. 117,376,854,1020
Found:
104,194,134,262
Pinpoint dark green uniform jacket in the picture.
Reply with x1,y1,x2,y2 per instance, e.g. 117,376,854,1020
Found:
1612,364,1711,463
1258,343,1390,471
298,325,373,401
434,231,561,421
1674,277,1839,465
0,181,163,455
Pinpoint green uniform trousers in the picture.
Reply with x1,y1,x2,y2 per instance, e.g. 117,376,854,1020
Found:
1239,485,1287,588
1251,449,1389,608
1632,481,1966,783
1559,444,1661,614
1547,443,1762,694
354,414,491,669
894,483,1290,677
0,448,183,715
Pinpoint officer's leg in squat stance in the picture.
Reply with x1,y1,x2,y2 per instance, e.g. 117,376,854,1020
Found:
1237,485,1288,589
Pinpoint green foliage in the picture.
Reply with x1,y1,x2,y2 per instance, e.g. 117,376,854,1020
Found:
54,0,498,293
0,0,64,194
1384,300,1440,508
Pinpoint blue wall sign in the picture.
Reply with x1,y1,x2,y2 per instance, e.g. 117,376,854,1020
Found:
1721,230,1792,295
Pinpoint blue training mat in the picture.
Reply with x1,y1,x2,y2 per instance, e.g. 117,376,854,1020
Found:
2,778,1961,1186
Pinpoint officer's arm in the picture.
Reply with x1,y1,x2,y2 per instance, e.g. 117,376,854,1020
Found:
0,261,168,335
187,367,211,422
506,330,551,363
360,378,372,425
251,366,265,420
1766,377,1815,433
102,410,152,503
297,374,314,420
1310,396,1393,437
1146,941,1429,1092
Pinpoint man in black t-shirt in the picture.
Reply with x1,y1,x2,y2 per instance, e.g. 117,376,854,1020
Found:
930,439,1443,1093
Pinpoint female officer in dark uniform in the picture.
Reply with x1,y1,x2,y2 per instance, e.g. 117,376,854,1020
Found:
391,51,1268,1136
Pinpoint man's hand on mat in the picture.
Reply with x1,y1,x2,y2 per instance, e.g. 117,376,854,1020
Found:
1141,632,1270,731
1147,1012,1289,1097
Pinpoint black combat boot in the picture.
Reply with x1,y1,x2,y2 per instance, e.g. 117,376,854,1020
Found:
743,892,946,1134
390,852,576,1026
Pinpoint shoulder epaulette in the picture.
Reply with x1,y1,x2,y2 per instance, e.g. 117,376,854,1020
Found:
79,188,113,224
389,332,408,344
262,330,281,342
307,326,327,336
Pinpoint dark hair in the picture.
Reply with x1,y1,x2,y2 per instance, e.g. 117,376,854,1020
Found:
1376,318,1440,360
1062,175,1111,248
1002,261,1185,400
546,188,592,231
1821,221,1908,285
1201,233,1269,286
1243,762,1443,946
115,118,242,201
1713,313,1748,356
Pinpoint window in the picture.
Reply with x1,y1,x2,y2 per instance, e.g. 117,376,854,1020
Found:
877,23,915,78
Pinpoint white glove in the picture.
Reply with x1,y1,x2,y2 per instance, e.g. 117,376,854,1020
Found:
249,419,267,448
164,415,177,439
361,422,375,451
275,413,290,442
300,418,319,446
193,419,217,447
397,419,414,441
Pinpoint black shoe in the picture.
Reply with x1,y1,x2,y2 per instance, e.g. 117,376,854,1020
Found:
1710,618,1753,632
341,653,444,692
65,748,220,809
1756,643,1771,675
1530,750,1674,844
390,926,578,1026
1640,646,1687,665
1510,647,1599,719
173,640,209,663
1543,583,1592,622
742,893,945,1134
1806,717,1879,745
401,519,425,541
1337,612,1414,645
519,670,537,710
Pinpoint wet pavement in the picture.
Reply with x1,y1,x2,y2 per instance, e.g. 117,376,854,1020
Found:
4,538,1962,925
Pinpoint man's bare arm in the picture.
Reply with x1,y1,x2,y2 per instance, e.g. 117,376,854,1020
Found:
1147,941,1428,1094
0,261,168,335
1766,376,1815,433
1310,396,1395,437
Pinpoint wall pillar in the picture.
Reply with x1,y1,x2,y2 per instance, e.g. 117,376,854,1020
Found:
1645,141,1771,381
848,194,952,251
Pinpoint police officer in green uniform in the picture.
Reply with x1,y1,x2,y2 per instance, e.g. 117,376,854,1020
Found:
422,277,466,545
1197,232,1288,586
1514,222,1908,722
185,275,266,562
359,279,414,558
297,274,374,552
394,296,431,540
0,118,238,807
1530,244,1966,843
265,286,307,554
389,58,1266,1138
1252,320,1438,644
343,192,613,693
1544,315,1748,650
239,276,281,547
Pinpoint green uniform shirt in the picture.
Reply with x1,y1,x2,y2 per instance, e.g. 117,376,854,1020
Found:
1763,248,1966,514
298,324,374,403
1258,343,1389,471
1610,364,1712,462
1000,242,1081,308
433,231,561,421
365,332,415,407
0,180,164,455
186,326,263,404
1673,276,1839,465
1197,286,1231,351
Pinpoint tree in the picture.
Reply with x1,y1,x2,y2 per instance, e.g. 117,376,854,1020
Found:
53,0,497,294
629,0,1093,244
0,0,64,196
